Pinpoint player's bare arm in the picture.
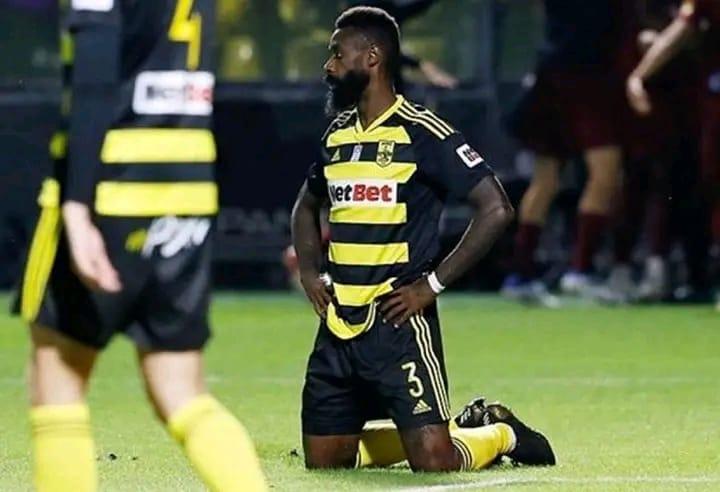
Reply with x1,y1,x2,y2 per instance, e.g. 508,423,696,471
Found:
627,16,694,115
380,176,514,325
61,20,122,294
291,181,333,318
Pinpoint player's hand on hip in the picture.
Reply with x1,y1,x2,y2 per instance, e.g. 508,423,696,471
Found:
62,201,122,293
626,75,652,115
300,271,333,319
379,277,436,327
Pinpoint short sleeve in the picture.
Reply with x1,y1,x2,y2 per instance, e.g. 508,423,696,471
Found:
419,132,494,199
66,0,121,30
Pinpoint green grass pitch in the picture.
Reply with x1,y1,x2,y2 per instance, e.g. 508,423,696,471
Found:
1,293,719,491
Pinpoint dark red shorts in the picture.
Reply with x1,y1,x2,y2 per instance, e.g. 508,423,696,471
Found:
700,90,720,190
620,83,698,162
507,68,622,159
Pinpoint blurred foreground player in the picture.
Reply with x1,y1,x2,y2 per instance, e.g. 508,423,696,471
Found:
15,1,266,490
627,0,720,309
502,0,625,304
292,7,555,472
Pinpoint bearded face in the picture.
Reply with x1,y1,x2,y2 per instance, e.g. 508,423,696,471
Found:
324,69,370,117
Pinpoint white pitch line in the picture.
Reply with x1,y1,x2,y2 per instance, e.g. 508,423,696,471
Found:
398,476,720,491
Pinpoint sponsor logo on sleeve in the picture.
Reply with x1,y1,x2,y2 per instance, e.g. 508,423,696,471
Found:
455,143,484,168
72,0,114,11
133,71,214,116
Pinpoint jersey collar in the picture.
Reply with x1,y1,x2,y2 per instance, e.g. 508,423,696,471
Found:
354,95,405,134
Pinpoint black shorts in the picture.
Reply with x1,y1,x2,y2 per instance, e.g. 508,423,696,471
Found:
301,303,452,435
16,208,212,351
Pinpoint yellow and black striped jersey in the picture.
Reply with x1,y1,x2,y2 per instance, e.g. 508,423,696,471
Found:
49,0,216,217
307,96,493,339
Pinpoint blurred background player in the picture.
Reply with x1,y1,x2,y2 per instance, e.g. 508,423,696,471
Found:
292,6,554,473
15,1,267,490
501,0,625,305
605,0,703,303
627,0,720,309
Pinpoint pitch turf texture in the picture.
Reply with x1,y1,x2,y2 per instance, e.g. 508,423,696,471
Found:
1,293,719,491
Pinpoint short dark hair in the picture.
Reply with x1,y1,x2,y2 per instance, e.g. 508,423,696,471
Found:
335,6,401,76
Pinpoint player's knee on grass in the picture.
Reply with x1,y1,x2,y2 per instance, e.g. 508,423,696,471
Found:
29,324,97,406
401,425,460,473
138,350,207,422
302,435,360,469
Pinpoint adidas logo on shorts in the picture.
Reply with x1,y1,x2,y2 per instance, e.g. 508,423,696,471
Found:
413,399,432,415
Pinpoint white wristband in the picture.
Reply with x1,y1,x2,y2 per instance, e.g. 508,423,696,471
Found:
427,271,445,295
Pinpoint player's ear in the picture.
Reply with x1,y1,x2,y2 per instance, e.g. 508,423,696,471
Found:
367,44,381,68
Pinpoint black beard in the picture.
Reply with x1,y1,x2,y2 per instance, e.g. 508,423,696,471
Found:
324,70,370,117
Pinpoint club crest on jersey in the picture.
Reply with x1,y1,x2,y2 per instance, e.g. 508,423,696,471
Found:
455,143,484,168
376,140,395,167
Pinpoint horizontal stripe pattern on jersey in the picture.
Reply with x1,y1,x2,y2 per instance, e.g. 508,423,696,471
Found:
308,96,494,339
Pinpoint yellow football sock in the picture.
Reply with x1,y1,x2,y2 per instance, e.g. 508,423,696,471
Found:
168,395,267,492
450,423,516,470
30,403,97,492
356,420,406,467
356,420,516,471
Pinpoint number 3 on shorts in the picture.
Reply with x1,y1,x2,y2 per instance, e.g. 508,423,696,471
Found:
401,361,425,398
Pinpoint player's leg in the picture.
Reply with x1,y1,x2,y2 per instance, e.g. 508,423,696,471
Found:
29,324,99,492
356,401,553,471
138,349,267,491
606,158,646,302
554,68,624,294
303,435,361,468
131,221,266,491
561,145,622,293
637,153,673,301
502,67,563,305
502,155,561,306
302,318,370,469
401,422,517,472
365,311,526,472
330,413,512,472
19,197,105,492
518,154,563,226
